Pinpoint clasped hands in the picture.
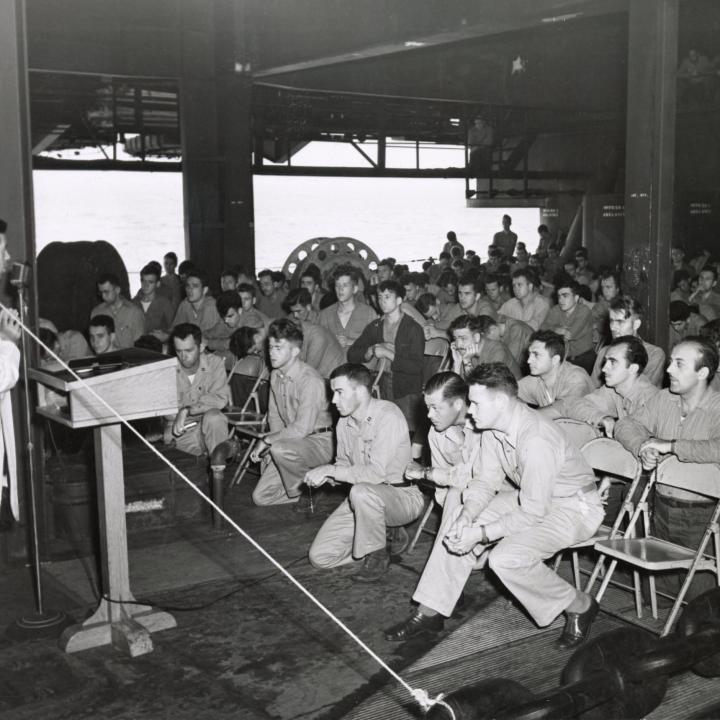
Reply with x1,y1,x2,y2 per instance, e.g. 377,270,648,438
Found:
443,507,489,556
304,464,336,489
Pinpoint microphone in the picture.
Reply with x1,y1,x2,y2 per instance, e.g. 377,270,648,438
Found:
10,262,30,288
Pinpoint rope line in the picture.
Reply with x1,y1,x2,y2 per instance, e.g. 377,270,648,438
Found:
8,303,451,717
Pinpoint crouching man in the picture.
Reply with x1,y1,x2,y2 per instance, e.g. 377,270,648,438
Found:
169,323,231,456
385,363,604,648
306,364,425,582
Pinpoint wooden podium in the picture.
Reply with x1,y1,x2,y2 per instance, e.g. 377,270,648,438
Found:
30,348,179,656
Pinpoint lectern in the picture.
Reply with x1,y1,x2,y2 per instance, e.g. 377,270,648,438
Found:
30,348,179,656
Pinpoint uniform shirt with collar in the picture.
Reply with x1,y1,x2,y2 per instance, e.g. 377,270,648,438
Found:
541,302,593,358
518,362,594,408
132,291,174,335
334,398,410,485
428,422,482,505
298,320,345,379
689,289,720,321
268,358,332,442
469,296,498,320
591,340,666,388
463,401,596,538
90,297,145,349
318,301,377,351
255,290,288,320
498,293,551,331
160,273,183,311
614,386,720,501
176,352,231,414
172,296,222,334
498,315,534,367
559,374,660,427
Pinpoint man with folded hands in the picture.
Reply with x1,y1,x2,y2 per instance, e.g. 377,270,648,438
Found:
385,363,604,649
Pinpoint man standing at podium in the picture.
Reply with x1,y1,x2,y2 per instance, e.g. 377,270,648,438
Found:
168,323,231,457
0,220,21,527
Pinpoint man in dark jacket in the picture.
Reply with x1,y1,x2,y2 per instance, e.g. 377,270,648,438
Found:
348,280,424,430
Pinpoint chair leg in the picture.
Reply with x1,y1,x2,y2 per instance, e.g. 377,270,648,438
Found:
633,570,643,619
595,558,619,602
407,499,435,555
584,556,604,593
553,552,563,573
230,438,258,487
649,574,658,620
572,551,581,590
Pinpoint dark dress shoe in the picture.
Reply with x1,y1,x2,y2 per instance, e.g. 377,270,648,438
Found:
384,610,444,641
556,598,599,649
352,549,390,583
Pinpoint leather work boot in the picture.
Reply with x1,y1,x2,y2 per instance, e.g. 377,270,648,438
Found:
352,548,390,582
386,525,409,556
384,609,444,641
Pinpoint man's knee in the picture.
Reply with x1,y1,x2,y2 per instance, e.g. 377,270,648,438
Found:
487,543,527,573
349,483,381,510
308,539,336,569
201,408,227,432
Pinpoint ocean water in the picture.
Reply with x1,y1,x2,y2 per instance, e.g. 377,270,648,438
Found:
33,169,540,294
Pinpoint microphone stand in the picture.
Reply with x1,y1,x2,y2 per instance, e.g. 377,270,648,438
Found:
6,280,72,639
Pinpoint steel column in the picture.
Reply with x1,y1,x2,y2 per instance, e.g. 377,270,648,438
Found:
622,0,678,349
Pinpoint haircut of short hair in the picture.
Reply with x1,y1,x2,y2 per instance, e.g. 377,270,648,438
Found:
466,362,518,397
329,363,373,392
220,267,238,280
171,322,202,346
609,295,643,319
529,329,566,361
438,251,451,261
230,325,262,359
424,371,468,402
575,248,589,259
437,268,458,288
236,282,256,297
300,263,322,284
556,277,581,295
511,267,537,287
332,263,360,286
284,287,313,310
700,318,720,349
669,300,691,323
97,273,120,288
378,257,396,269
178,260,195,275
608,335,648,373
678,335,719,384
271,270,286,284
268,318,303,347
185,268,208,287
164,251,178,263
672,269,691,287
600,269,622,287
257,269,273,280
89,314,115,333
377,279,405,299
458,270,481,290
135,334,163,353
140,263,160,281
216,291,242,318
538,224,549,234
415,292,438,317
700,266,718,282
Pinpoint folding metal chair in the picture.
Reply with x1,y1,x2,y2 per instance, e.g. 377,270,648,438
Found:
223,368,270,488
553,437,643,595
594,456,720,636
422,337,451,384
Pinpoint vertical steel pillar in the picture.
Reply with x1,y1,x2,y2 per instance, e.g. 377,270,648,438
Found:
623,0,678,349
0,0,43,561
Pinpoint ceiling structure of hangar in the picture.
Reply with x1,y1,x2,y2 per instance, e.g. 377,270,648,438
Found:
23,0,720,171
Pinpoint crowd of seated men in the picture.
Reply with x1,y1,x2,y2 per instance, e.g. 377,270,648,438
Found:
39,228,720,651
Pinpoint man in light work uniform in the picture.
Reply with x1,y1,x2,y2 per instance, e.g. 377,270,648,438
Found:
169,323,231,457
306,364,425,582
250,319,334,507
385,364,604,647
90,273,145,349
